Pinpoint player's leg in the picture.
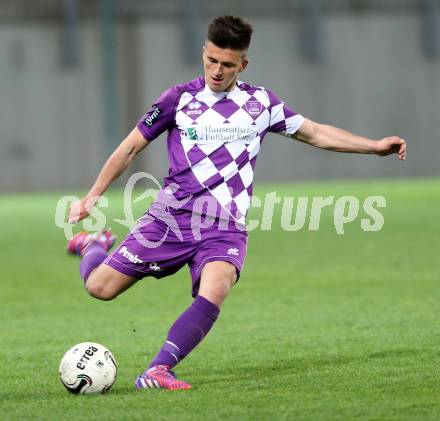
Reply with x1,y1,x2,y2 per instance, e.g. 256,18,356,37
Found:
149,260,236,366
85,264,139,301
198,260,237,307
67,230,139,301
135,261,236,391
134,217,248,390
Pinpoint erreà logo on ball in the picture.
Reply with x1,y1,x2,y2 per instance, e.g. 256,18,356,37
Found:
145,107,161,127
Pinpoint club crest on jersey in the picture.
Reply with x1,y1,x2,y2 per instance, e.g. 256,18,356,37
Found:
144,107,161,127
245,100,263,116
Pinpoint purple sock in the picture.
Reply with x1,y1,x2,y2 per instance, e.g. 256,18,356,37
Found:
79,242,108,284
149,295,220,369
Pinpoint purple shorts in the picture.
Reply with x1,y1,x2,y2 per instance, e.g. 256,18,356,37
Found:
104,209,248,297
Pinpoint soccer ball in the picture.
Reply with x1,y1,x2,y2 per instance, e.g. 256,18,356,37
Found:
59,342,117,395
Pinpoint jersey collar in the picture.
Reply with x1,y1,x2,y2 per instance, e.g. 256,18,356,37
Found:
202,77,241,98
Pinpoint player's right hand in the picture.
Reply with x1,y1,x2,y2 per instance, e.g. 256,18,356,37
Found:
67,196,99,224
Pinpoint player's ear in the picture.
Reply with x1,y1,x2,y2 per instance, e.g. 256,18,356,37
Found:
240,57,249,72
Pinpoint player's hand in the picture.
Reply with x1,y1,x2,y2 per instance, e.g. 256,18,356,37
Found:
67,196,99,224
375,136,407,161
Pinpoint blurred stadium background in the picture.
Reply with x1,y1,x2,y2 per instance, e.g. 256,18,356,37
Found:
2,2,440,419
1,0,439,192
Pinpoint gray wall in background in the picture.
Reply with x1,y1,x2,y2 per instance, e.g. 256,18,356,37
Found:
0,10,439,191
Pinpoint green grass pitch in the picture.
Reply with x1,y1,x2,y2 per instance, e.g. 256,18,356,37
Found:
1,178,439,420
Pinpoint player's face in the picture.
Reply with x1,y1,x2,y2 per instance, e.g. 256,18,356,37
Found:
203,41,248,92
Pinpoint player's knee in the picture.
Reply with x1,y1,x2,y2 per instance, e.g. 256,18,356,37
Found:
213,283,231,302
217,272,236,294
85,278,117,301
199,262,237,305
218,264,237,290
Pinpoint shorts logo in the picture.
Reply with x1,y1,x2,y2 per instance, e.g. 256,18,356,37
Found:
118,246,143,264
144,107,161,127
227,247,239,256
245,100,263,116
148,262,161,271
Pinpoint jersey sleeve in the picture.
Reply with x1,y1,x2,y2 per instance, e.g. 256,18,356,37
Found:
266,89,305,137
136,86,181,141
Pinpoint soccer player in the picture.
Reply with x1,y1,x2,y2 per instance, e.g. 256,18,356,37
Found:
67,16,406,390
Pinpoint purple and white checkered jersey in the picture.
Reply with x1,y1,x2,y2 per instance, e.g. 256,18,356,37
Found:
137,76,304,225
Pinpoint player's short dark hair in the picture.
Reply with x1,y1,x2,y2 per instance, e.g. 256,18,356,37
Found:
207,15,253,51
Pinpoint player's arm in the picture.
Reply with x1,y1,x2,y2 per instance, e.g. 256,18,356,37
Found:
68,127,149,223
293,118,406,160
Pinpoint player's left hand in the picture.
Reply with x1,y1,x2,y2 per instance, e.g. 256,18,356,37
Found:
375,136,407,160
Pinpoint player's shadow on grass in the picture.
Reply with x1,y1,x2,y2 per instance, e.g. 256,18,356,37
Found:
196,347,429,387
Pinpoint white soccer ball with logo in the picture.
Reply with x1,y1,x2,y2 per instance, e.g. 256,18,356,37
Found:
59,342,117,395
